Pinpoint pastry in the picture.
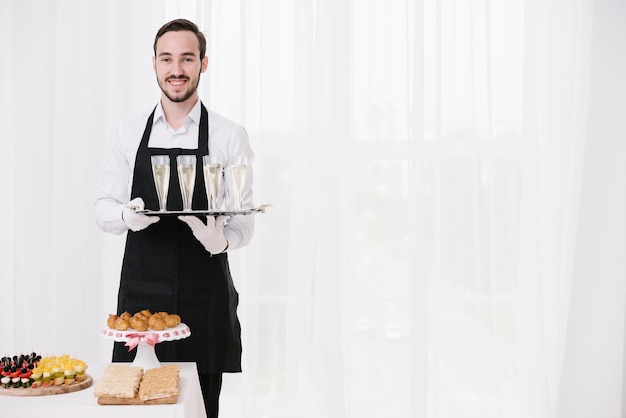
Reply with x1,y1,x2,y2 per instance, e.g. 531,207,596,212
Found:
165,314,181,328
129,316,148,332
114,317,130,331
106,310,183,331
107,314,118,328
150,317,166,331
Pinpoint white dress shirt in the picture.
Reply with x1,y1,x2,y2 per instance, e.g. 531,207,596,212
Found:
95,100,255,250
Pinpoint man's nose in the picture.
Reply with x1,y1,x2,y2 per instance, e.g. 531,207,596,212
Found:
172,61,183,76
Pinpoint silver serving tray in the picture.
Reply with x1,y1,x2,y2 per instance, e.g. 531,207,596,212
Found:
137,205,270,217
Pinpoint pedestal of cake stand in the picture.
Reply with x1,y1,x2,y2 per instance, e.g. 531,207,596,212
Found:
132,341,162,370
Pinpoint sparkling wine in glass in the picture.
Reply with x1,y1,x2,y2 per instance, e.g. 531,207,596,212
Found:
230,155,247,211
151,155,170,212
177,155,196,211
203,155,222,211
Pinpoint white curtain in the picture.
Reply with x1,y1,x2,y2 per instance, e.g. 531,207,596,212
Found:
1,0,625,417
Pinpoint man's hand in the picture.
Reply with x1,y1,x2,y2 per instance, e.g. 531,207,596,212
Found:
178,215,229,254
122,197,160,232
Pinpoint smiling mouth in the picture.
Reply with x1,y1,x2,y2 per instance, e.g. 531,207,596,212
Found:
167,77,188,88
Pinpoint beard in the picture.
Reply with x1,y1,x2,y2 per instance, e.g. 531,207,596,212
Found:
158,72,201,103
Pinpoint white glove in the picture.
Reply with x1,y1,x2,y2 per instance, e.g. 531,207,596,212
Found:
122,197,160,232
178,215,229,254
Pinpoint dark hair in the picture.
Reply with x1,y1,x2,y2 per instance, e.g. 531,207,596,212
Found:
153,19,207,60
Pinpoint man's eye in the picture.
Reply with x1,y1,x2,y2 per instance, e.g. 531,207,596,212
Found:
161,58,171,63
184,58,193,63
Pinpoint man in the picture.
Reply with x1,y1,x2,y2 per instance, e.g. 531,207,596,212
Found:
95,18,254,417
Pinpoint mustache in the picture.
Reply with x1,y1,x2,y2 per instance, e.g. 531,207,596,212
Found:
166,75,189,81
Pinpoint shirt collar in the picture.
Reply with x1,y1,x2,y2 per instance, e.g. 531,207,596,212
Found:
153,99,202,129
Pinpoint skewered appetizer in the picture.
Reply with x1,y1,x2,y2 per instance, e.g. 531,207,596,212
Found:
1,353,88,389
0,352,40,388
29,354,88,388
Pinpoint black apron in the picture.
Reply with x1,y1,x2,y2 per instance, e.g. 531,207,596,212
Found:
112,104,242,374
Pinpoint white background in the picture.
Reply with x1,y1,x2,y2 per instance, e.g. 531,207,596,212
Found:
1,0,625,417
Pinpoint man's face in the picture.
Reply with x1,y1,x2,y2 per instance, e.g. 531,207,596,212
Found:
153,30,208,103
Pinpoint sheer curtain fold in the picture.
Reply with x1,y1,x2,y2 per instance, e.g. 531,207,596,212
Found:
518,0,603,416
557,0,626,417
0,1,16,352
0,0,168,357
519,1,626,417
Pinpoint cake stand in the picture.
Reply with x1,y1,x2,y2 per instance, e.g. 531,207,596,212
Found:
100,323,191,370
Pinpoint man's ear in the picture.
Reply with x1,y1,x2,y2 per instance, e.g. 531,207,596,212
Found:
201,56,209,73
152,56,157,72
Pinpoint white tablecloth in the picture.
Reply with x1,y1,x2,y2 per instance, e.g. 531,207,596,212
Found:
0,362,206,418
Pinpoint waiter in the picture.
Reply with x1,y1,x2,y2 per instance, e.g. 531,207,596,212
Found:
94,18,254,418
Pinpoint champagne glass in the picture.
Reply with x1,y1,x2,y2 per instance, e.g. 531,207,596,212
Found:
230,155,247,211
177,155,196,211
151,155,170,212
203,155,222,211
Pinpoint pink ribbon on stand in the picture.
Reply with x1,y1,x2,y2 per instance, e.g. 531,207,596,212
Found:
124,333,160,351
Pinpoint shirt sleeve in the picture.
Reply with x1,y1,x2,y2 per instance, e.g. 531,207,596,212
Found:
222,124,256,250
94,122,133,235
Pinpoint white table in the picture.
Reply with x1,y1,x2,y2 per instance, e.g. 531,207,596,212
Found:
0,362,206,418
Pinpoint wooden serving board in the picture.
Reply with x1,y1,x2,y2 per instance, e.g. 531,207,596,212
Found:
97,394,178,405
0,375,92,397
